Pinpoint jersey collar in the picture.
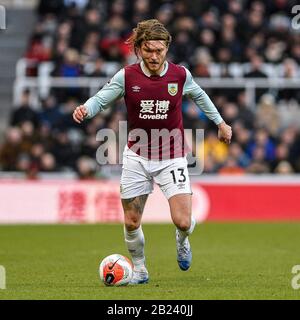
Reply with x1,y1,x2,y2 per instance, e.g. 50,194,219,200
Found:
140,60,169,77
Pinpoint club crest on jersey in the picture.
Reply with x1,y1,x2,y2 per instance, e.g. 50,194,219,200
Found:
168,83,178,96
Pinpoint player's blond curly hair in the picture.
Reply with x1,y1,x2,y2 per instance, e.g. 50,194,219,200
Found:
126,19,172,57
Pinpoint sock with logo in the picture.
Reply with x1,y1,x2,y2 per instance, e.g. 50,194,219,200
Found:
124,225,146,270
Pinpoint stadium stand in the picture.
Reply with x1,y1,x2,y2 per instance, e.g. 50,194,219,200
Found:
1,0,300,177
0,1,36,130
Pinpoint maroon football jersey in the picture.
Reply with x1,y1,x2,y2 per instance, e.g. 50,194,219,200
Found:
124,62,187,160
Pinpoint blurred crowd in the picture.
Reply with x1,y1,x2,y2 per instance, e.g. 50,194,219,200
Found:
1,0,300,177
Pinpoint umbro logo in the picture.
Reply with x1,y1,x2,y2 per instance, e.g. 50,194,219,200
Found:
132,86,141,92
177,183,186,190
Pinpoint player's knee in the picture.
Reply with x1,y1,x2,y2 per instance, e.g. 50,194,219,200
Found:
125,222,140,231
124,215,141,231
175,218,191,231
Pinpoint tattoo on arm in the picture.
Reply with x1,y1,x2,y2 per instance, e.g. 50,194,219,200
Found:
122,194,148,215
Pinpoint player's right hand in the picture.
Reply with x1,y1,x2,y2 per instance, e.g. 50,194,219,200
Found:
73,105,88,124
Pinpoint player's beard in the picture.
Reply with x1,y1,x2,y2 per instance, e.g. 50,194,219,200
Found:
144,59,165,75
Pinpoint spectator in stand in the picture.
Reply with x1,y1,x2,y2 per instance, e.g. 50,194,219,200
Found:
59,97,84,130
52,38,69,68
37,0,64,17
245,54,268,101
81,31,100,64
52,48,83,102
218,157,245,175
246,149,270,173
64,0,89,11
11,89,39,128
264,37,286,64
219,14,242,61
245,54,268,78
190,48,212,77
169,30,195,66
205,155,219,173
53,48,82,77
101,39,125,63
16,153,32,174
216,46,233,65
70,7,102,51
0,127,23,171
270,143,292,173
37,123,55,152
110,0,128,18
39,94,61,127
196,29,216,58
52,130,77,170
277,58,300,103
40,153,57,172
52,21,72,64
233,122,252,152
76,156,97,179
19,121,38,154
241,1,266,42
80,114,106,158
247,32,265,58
25,25,53,76
29,143,46,176
255,94,280,137
131,0,151,26
274,161,294,174
221,102,239,125
197,9,219,33
99,15,131,63
155,4,174,30
86,57,107,77
228,142,251,168
236,91,255,130
182,99,207,131
199,130,229,168
246,128,276,162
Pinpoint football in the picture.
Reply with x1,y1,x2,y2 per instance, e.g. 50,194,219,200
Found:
99,254,133,286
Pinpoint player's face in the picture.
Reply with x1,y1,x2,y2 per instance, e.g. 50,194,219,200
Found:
139,40,168,75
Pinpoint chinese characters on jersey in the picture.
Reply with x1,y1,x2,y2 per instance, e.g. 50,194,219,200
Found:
139,100,170,119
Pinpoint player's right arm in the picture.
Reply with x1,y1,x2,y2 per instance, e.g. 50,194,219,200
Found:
73,69,125,124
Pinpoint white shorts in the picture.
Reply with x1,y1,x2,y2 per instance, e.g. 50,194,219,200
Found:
120,146,192,200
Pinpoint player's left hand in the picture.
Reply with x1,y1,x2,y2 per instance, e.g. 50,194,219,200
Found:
217,121,232,144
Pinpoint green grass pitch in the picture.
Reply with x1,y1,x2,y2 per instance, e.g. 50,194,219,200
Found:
0,223,300,300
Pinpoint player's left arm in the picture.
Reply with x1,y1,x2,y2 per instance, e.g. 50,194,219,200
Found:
183,67,232,144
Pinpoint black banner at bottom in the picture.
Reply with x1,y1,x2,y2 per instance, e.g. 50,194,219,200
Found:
0,300,294,318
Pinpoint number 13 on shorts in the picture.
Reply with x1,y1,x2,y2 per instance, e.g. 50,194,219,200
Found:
156,160,192,199
170,168,187,184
